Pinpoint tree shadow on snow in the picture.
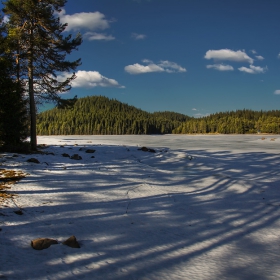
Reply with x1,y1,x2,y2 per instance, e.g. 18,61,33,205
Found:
1,146,280,280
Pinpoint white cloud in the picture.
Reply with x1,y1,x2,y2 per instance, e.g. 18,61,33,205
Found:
206,64,234,71
251,49,257,54
58,9,115,41
1,15,9,23
278,53,280,59
84,32,115,41
59,9,110,31
204,49,254,64
192,108,197,111
274,90,280,95
255,55,264,60
158,60,187,73
131,33,147,40
238,65,267,74
125,59,186,74
125,63,164,74
57,70,124,89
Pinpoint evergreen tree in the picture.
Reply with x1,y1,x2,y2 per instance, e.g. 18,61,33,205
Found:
0,18,28,148
3,0,82,150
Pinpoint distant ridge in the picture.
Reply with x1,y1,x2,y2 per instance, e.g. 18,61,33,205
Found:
37,95,190,135
174,109,280,134
37,96,280,135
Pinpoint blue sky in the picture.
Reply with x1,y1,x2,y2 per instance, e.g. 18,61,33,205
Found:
5,0,280,116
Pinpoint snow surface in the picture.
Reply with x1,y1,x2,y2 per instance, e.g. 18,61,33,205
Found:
1,135,280,280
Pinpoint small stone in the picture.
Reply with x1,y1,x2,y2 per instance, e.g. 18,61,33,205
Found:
14,210,23,215
138,146,149,152
85,149,96,154
62,235,80,248
138,147,156,153
62,153,70,157
70,154,82,160
27,158,40,164
31,238,58,250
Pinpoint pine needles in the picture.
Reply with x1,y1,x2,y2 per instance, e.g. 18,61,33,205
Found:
0,169,26,202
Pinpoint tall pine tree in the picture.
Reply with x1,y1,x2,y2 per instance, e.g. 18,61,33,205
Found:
3,0,82,150
0,17,28,149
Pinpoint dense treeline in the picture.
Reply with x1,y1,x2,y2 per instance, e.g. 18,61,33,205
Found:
37,96,190,135
174,109,280,134
38,97,280,136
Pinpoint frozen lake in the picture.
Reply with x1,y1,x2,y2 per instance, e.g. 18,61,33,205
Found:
38,134,280,153
2,135,280,279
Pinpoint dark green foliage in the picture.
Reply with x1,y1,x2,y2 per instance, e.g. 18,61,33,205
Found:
37,96,190,135
0,19,28,150
56,95,78,109
0,78,28,148
3,0,82,150
174,109,280,134
0,70,29,148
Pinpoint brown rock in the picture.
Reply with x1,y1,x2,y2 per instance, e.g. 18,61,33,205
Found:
31,238,58,250
62,235,80,248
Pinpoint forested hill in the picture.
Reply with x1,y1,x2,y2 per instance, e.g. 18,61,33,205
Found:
174,109,280,134
37,96,190,135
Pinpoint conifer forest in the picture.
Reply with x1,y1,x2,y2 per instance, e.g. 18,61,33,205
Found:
37,95,280,135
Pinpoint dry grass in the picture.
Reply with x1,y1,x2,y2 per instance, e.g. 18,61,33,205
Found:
0,169,26,203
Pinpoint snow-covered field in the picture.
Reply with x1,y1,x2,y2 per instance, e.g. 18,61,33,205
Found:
1,135,280,280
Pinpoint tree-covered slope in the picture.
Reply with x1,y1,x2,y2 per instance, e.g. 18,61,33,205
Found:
174,109,280,134
37,96,190,135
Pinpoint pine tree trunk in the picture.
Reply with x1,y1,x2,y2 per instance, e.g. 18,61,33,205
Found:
28,65,37,150
28,27,37,150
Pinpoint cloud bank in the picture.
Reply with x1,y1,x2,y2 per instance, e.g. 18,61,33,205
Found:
205,49,268,74
205,49,254,64
274,90,280,95
57,70,124,89
125,59,186,74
